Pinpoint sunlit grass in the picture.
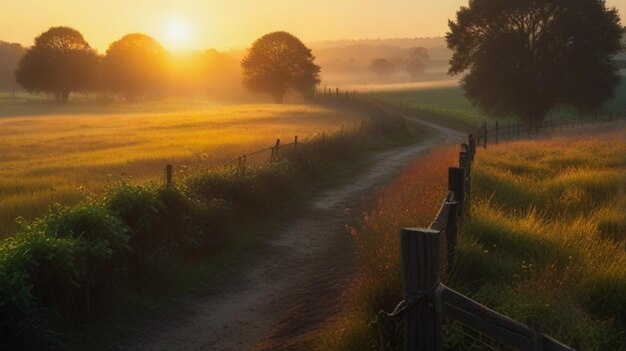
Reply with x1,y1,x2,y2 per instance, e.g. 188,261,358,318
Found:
315,125,626,350
454,130,626,349
0,102,361,237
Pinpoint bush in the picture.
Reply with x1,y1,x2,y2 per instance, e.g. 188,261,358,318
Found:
187,161,294,216
0,232,81,347
104,183,166,253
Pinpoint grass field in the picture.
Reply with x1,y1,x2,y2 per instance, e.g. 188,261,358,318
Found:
315,123,626,350
367,76,626,127
0,101,361,237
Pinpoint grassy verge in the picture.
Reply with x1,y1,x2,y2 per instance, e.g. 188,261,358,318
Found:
0,99,426,350
313,124,626,350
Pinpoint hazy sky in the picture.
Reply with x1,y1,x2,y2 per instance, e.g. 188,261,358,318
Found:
2,0,625,52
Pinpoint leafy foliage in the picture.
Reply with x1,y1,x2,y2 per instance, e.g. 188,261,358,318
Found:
368,58,395,79
102,33,167,100
242,31,320,103
14,27,99,102
447,0,624,123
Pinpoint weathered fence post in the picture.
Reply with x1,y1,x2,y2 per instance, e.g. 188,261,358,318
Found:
271,138,281,161
165,164,173,188
336,87,340,99
241,155,247,175
483,122,488,149
294,135,298,154
459,152,471,218
449,167,465,219
445,200,459,265
468,134,476,160
495,121,499,145
401,228,443,351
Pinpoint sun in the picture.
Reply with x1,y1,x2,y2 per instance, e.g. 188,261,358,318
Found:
163,18,192,50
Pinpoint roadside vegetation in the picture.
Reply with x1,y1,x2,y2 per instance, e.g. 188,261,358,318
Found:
0,97,425,349
314,124,626,350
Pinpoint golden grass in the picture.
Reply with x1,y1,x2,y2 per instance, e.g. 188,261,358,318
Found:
315,124,626,350
0,102,361,237
453,127,626,350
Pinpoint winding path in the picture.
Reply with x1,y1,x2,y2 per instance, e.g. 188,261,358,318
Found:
121,108,465,351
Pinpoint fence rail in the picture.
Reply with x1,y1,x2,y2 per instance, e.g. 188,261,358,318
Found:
377,112,626,350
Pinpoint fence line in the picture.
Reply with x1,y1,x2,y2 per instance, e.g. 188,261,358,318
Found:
375,113,626,350
476,112,626,148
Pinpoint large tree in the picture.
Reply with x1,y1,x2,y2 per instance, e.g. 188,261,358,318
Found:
14,27,99,102
242,31,320,103
447,0,624,124
102,33,167,100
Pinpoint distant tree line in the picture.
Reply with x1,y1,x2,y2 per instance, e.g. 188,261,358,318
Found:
5,26,320,103
368,46,430,80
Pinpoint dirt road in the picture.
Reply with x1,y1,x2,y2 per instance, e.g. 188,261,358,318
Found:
122,110,466,351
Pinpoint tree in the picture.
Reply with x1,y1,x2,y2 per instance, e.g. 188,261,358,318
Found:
102,33,167,100
0,41,25,89
369,58,395,79
14,27,98,102
242,31,320,103
406,47,429,78
447,0,624,124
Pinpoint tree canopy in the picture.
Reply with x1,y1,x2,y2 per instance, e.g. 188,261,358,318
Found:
406,47,429,78
242,31,320,103
14,26,98,102
102,33,167,100
447,0,624,124
369,58,396,79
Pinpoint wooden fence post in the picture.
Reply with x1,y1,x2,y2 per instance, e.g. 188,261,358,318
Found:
495,121,499,145
445,200,459,265
401,228,444,351
336,87,339,99
294,135,298,154
165,164,173,187
459,153,471,218
483,122,488,149
468,135,476,160
449,167,465,219
271,138,281,161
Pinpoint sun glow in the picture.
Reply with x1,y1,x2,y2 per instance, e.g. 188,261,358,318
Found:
162,18,192,50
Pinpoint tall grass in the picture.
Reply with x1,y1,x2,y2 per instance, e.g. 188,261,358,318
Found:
315,126,626,350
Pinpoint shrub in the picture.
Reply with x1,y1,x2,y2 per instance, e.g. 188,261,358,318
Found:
0,232,81,347
104,182,165,253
